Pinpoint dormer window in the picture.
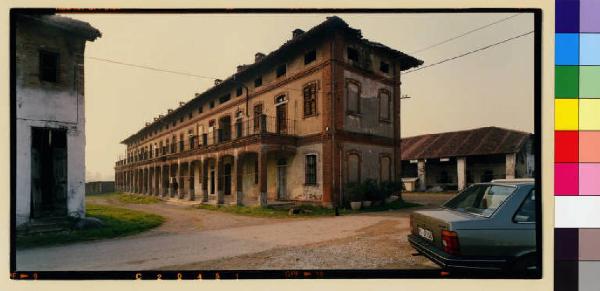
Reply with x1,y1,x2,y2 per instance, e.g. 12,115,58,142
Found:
219,93,231,104
347,47,359,62
304,50,316,65
254,77,263,88
380,61,390,73
236,87,243,97
276,64,286,78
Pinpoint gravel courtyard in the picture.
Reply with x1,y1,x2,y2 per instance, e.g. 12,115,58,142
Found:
16,192,453,271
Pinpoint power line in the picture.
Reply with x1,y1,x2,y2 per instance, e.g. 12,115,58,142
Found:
86,56,218,80
409,13,522,55
403,30,534,75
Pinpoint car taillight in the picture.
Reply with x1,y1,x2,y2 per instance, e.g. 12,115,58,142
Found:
441,230,460,256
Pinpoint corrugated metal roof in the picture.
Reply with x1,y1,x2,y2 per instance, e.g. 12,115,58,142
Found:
401,127,532,160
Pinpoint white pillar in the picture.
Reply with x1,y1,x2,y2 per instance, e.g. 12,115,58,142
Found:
417,160,426,192
457,157,466,191
506,153,516,179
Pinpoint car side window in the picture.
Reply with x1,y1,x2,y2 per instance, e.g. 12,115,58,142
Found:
513,189,536,223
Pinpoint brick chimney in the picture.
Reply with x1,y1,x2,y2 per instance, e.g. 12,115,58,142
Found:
292,28,304,39
255,52,266,63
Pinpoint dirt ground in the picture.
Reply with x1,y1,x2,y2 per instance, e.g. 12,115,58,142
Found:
162,216,438,270
17,193,451,270
87,194,287,235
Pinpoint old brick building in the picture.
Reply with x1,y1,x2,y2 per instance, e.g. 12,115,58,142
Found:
15,14,101,226
114,16,422,207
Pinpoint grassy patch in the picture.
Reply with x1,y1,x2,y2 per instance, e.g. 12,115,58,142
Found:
196,200,421,218
196,204,338,218
117,193,161,204
16,204,164,249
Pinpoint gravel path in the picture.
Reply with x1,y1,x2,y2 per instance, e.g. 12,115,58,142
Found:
17,194,441,271
163,216,438,270
17,215,396,271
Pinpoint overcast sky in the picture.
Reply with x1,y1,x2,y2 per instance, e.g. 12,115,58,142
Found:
66,13,535,181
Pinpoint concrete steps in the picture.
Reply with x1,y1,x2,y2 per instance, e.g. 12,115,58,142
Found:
17,217,72,236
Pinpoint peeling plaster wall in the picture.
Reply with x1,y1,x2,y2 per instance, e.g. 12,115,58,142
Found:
15,20,88,226
265,143,323,201
342,70,394,138
342,142,394,184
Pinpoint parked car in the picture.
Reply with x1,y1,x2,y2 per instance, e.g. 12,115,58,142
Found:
408,180,537,274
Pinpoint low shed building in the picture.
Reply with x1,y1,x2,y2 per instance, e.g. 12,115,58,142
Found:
401,127,534,191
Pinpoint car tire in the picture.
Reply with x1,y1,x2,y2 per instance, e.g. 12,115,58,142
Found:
511,254,538,276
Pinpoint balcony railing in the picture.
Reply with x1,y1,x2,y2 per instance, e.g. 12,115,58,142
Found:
116,115,296,167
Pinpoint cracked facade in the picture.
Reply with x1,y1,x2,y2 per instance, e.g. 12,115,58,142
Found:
114,17,423,207
15,14,101,226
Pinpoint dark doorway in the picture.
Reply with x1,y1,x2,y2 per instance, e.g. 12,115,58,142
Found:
30,127,68,219
209,164,216,195
276,103,287,134
223,163,232,195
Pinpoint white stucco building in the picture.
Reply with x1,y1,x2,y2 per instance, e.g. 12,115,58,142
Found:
15,14,100,227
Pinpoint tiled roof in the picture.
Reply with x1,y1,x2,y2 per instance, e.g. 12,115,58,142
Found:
17,14,102,40
121,16,423,144
401,127,532,160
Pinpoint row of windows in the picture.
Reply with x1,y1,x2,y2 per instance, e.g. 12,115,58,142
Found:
128,81,320,155
346,79,392,121
347,152,392,184
347,47,391,74
131,49,319,146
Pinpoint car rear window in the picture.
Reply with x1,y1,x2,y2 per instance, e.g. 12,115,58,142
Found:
443,184,516,218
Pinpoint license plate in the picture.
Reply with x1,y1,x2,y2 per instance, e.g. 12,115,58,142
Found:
418,227,433,241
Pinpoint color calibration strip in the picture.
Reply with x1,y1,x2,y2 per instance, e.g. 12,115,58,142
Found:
555,0,600,290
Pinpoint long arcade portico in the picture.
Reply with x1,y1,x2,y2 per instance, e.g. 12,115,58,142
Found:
114,117,298,206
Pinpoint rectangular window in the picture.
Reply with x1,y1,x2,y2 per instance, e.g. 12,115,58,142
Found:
199,105,203,114
39,50,59,83
276,64,286,78
209,100,215,109
346,80,361,114
219,93,231,104
253,104,263,132
304,50,316,65
254,77,263,88
305,155,317,185
380,61,390,73
188,112,193,120
236,87,243,97
379,90,391,121
179,133,184,152
347,47,359,62
303,82,317,117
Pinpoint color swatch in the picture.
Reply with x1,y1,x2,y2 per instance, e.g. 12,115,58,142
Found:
555,0,600,290
554,0,600,197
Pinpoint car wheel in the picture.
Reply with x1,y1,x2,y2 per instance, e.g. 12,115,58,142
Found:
511,254,538,276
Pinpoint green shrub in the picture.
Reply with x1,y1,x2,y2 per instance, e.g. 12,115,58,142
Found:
346,182,364,202
362,179,379,201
